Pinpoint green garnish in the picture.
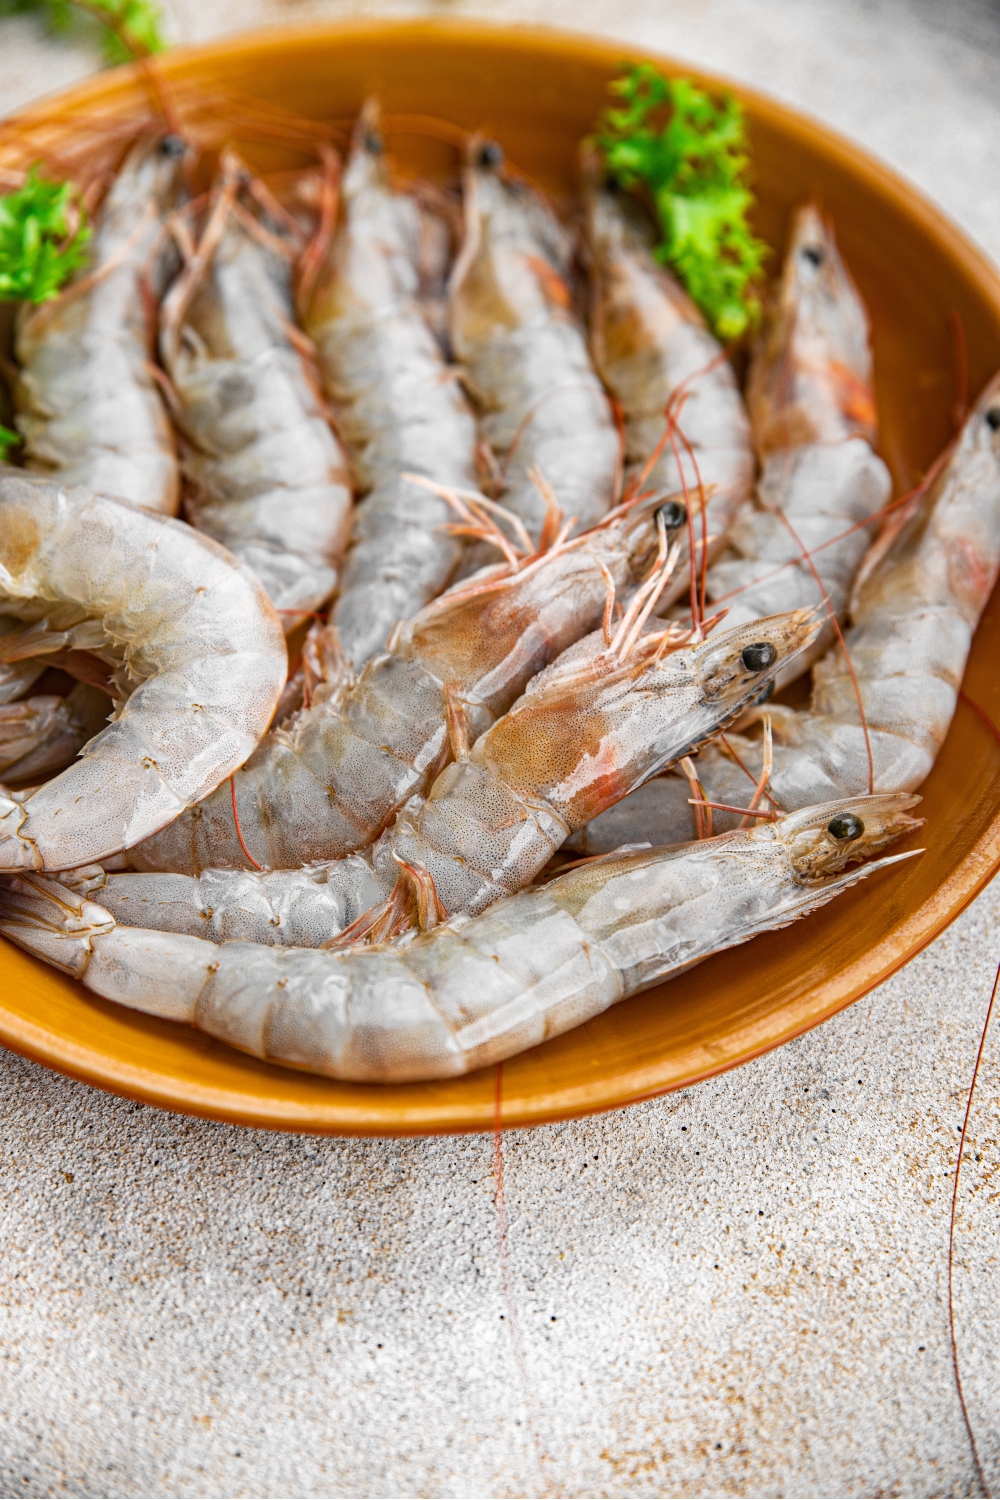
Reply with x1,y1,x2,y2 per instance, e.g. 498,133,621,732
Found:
0,423,21,459
597,64,769,339
0,167,90,303
0,0,165,65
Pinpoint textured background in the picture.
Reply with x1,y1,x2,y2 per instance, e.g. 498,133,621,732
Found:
2,2,1000,1496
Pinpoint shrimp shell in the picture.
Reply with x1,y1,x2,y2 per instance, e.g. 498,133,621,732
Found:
304,103,479,667
160,159,353,620
14,135,186,516
0,794,921,1082
450,142,619,546
704,208,891,686
571,371,1000,853
0,470,287,870
582,163,754,606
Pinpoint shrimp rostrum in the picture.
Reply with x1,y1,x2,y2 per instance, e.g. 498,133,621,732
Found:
0,794,921,1081
0,470,287,871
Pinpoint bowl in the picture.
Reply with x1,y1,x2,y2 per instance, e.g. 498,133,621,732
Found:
2,20,999,1136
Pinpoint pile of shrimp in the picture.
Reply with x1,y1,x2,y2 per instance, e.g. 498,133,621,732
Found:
1,83,997,1084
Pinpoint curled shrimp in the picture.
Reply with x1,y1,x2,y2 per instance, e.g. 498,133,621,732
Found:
0,682,109,785
103,493,689,875
0,794,922,1081
13,134,187,516
450,139,619,549
69,597,819,945
302,101,479,668
570,371,1000,853
581,152,754,608
160,151,353,623
0,470,287,871
703,206,891,684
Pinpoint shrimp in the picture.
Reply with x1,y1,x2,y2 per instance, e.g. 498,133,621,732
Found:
76,596,818,943
0,682,109,785
570,370,1000,854
13,134,186,516
702,206,891,684
159,152,353,621
0,469,287,871
450,141,619,548
581,157,754,607
302,102,479,667
106,495,690,876
0,794,922,1081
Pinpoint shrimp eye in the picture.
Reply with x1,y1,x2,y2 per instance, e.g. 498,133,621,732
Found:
478,141,504,169
364,131,384,154
827,813,864,841
657,500,687,530
801,245,824,267
741,642,777,672
985,407,1000,431
159,135,186,159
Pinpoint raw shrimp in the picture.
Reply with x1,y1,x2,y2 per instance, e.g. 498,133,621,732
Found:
303,102,479,667
0,794,922,1081
109,494,688,875
13,134,186,515
571,371,1000,854
581,158,754,607
0,469,287,871
160,153,353,620
78,594,818,943
450,141,619,547
0,682,109,785
703,206,891,684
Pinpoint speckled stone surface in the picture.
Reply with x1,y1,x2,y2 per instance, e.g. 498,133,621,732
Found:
2,3,1000,1496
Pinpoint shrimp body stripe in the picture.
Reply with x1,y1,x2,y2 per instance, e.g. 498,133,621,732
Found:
0,471,286,870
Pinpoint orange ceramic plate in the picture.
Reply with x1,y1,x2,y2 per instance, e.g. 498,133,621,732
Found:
2,21,999,1136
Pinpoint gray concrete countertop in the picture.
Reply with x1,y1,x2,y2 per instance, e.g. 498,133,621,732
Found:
2,3,999,1495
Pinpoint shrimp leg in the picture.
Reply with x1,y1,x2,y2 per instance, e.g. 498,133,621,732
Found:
0,795,921,1082
14,135,187,515
303,102,479,667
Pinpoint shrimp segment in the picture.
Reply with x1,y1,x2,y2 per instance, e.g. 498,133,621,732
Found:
160,154,352,620
0,795,922,1081
112,498,687,875
0,470,287,871
14,135,186,515
303,102,479,667
582,161,754,604
703,208,891,684
450,142,619,546
571,371,1000,853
